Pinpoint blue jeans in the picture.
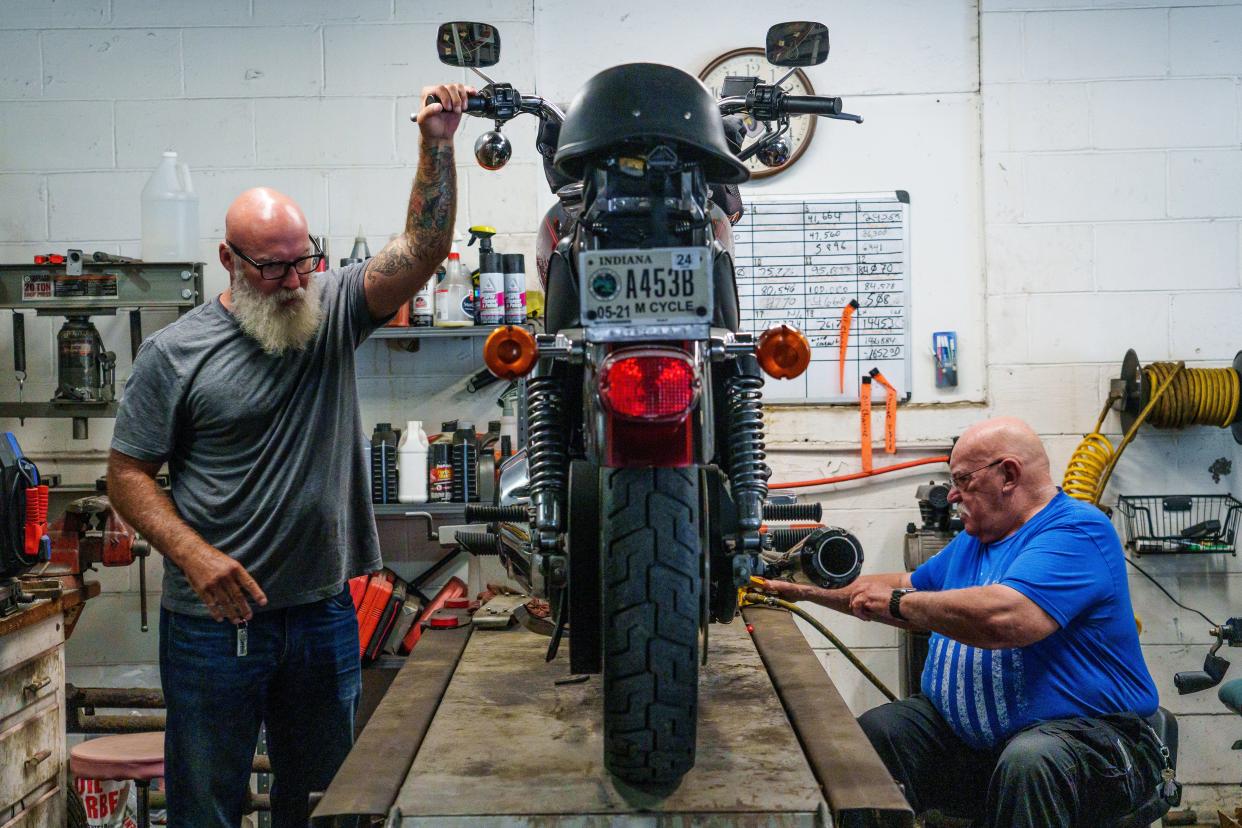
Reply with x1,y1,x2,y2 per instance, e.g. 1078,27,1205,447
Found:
160,587,360,827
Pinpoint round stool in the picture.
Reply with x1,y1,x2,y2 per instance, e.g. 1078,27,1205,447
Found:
69,732,164,828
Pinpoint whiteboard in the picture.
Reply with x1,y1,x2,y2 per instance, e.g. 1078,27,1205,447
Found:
732,192,911,404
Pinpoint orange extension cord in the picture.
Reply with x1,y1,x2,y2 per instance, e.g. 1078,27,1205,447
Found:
770,455,950,490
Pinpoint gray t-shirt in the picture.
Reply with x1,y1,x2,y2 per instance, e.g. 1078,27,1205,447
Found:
111,263,384,616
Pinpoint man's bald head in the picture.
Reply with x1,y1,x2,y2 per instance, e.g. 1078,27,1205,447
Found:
224,188,308,258
955,416,1052,484
949,416,1057,542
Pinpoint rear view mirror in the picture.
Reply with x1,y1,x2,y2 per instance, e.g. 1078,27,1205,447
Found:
436,22,501,68
766,22,829,67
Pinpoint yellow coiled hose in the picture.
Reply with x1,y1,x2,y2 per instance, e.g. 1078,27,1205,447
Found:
1142,362,1240,429
1063,362,1241,504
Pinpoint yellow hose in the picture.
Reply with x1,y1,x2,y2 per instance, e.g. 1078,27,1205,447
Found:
1142,362,1240,430
1063,362,1196,504
742,591,897,701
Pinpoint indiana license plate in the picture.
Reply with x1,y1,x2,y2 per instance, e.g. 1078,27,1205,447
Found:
580,247,712,327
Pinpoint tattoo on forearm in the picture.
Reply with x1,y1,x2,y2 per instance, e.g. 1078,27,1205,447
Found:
367,142,456,280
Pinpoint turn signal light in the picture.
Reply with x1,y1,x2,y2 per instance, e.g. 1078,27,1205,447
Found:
599,350,699,421
483,325,538,379
756,325,811,379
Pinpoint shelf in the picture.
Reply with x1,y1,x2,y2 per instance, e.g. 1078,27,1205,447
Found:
370,326,511,340
372,502,470,520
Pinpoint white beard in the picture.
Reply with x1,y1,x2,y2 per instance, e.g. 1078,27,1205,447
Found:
230,264,325,356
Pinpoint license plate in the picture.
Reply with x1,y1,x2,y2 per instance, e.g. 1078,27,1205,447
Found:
580,247,712,327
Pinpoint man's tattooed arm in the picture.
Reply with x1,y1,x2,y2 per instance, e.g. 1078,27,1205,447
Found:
363,137,456,319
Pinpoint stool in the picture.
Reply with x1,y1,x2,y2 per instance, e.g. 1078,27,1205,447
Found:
69,732,164,828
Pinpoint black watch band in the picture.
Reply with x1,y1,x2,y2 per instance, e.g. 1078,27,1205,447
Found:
890,588,915,621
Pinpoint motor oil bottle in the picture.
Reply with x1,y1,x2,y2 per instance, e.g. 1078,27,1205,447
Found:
469,226,504,326
451,421,479,503
435,248,474,327
502,253,527,324
370,422,400,504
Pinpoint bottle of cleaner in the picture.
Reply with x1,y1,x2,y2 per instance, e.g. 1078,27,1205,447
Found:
141,151,199,261
429,420,454,502
397,420,429,503
469,226,504,326
411,261,439,328
502,253,527,324
435,248,474,327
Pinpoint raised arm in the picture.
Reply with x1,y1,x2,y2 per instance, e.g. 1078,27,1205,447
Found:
363,82,471,319
107,449,266,624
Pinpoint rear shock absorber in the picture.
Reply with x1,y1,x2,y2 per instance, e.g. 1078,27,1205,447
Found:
526,371,568,551
725,363,770,553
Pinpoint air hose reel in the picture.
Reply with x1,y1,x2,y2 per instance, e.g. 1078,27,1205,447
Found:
1114,348,1242,442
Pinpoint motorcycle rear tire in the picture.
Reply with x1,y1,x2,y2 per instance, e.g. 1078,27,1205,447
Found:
601,466,701,785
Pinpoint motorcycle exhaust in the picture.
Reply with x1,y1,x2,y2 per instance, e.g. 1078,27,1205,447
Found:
765,526,864,590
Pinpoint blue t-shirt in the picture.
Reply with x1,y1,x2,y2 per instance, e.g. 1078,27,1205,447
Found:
910,490,1158,749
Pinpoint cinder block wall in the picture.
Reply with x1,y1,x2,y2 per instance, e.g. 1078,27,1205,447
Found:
1,0,1239,810
976,0,1242,810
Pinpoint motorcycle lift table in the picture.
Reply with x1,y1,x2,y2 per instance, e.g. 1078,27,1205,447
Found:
313,606,913,827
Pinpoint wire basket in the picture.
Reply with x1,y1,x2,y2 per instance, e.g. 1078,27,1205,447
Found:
1116,494,1242,556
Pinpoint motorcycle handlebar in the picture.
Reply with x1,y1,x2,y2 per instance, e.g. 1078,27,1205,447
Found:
423,93,489,113
782,95,843,116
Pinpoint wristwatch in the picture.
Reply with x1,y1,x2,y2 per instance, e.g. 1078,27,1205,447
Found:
890,588,917,621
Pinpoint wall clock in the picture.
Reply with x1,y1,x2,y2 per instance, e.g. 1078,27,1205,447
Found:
698,47,817,180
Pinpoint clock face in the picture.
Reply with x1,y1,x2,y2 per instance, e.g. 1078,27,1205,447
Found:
699,48,817,180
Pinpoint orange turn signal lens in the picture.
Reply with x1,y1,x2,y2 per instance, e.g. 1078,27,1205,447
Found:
756,325,811,380
483,325,538,379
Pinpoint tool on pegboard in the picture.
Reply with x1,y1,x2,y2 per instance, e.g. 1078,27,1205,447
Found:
869,368,898,454
934,331,957,388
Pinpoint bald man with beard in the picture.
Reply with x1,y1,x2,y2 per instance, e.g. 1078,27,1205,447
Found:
106,82,472,826
763,417,1168,828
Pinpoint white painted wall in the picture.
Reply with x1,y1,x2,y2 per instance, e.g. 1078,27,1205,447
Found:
1,0,1240,813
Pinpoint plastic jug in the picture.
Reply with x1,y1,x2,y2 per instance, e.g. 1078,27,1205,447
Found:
435,248,474,327
397,420,430,504
141,152,199,261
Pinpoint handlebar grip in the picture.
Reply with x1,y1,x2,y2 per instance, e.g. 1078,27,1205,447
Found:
423,93,488,112
782,95,843,116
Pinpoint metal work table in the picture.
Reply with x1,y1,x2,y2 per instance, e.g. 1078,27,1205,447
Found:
315,606,912,827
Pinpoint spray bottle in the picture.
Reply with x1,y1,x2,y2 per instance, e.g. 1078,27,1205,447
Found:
468,226,504,326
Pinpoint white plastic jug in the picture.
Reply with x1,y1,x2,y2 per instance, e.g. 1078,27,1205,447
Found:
141,151,199,262
397,420,430,504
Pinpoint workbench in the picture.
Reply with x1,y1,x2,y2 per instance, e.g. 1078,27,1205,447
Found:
315,606,913,827
0,584,99,827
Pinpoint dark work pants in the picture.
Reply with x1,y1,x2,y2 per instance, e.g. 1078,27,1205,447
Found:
160,588,361,827
859,695,1160,828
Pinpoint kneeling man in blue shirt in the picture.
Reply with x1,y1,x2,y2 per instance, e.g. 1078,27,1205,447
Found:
763,416,1166,827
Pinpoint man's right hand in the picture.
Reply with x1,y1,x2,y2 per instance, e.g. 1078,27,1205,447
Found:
180,544,268,623
756,578,817,603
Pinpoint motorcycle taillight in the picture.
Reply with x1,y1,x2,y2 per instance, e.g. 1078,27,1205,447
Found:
598,351,698,422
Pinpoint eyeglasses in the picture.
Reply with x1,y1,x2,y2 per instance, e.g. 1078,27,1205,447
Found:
227,235,324,281
949,458,1004,491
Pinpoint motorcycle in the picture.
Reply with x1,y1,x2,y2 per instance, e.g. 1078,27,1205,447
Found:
433,20,867,786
